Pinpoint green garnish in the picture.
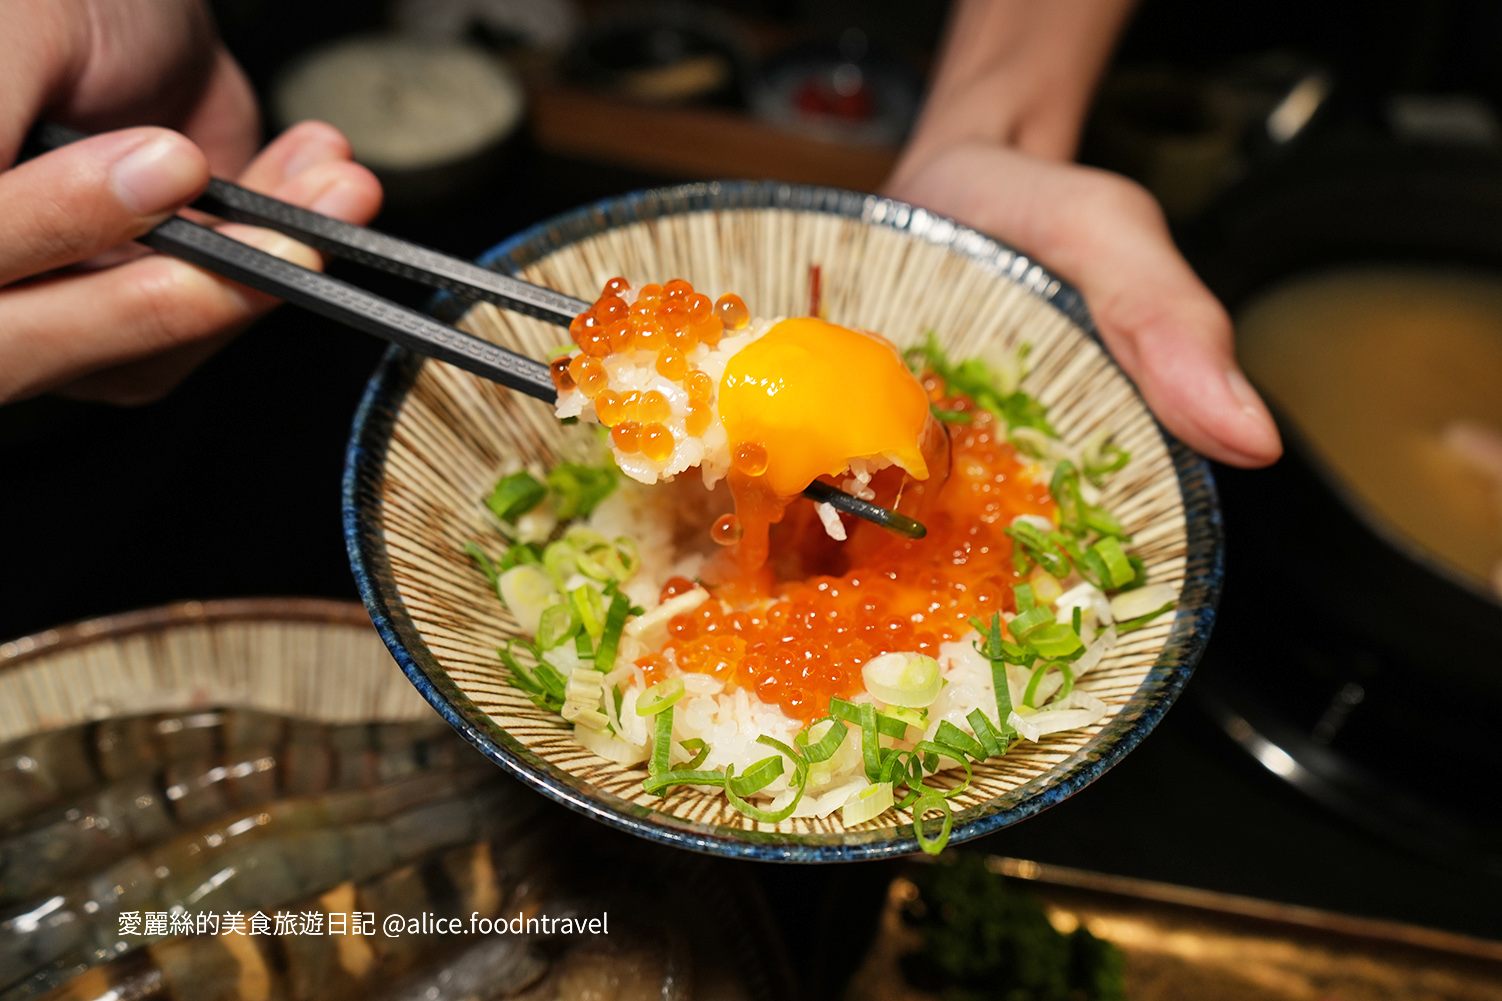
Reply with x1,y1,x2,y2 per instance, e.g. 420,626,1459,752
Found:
933,721,985,761
1116,601,1178,633
904,332,1056,437
464,542,501,592
593,591,631,671
546,462,617,520
635,678,685,716
911,793,953,855
536,603,580,650
498,640,566,713
486,471,547,522
794,717,847,762
679,737,711,769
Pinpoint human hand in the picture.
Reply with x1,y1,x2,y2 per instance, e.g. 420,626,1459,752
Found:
887,0,1280,467
887,144,1280,467
0,0,382,406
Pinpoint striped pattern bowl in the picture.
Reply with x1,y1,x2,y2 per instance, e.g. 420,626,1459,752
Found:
343,182,1222,861
0,599,436,740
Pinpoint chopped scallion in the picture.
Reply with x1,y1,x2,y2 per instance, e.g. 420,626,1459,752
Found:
486,471,546,522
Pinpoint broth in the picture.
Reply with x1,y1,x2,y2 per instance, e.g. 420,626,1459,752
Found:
1236,266,1502,597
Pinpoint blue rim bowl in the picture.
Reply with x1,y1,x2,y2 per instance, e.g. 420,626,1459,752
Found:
343,181,1223,862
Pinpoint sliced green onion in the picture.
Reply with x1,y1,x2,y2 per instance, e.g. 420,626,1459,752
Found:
642,768,725,796
612,537,642,579
933,720,985,761
911,742,975,799
542,540,576,588
1023,663,1050,709
574,547,614,582
862,653,941,708
563,526,609,550
966,709,1005,757
497,564,557,635
574,629,594,659
829,697,907,738
1009,605,1055,639
1117,601,1177,633
678,738,710,770
593,591,631,671
859,702,884,782
499,542,541,571
1013,582,1036,611
841,782,895,826
728,755,786,797
570,585,606,640
755,734,809,785
1090,537,1134,590
636,678,686,716
536,603,579,650
1027,623,1084,659
546,462,617,520
881,705,928,730
649,705,674,778
498,640,564,712
794,718,847,763
464,542,500,591
486,471,546,522
1083,505,1128,539
1056,661,1076,702
991,658,1017,737
723,761,804,824
931,406,974,424
911,793,953,855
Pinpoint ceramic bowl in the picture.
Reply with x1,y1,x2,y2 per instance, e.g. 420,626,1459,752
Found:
343,181,1222,861
0,598,434,736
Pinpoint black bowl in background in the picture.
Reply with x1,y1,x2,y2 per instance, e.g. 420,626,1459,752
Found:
561,3,751,107
1184,136,1502,873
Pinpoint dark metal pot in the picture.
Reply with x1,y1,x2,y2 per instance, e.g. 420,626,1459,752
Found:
1185,135,1502,871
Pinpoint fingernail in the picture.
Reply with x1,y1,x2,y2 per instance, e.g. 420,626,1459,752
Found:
1224,367,1268,419
111,135,202,216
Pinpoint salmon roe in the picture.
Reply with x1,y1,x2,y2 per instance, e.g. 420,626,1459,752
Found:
564,278,733,462
658,380,1056,723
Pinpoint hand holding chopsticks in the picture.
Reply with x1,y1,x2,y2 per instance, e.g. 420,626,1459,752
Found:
20,123,926,539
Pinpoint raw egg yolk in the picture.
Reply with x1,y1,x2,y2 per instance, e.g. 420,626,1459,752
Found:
718,318,931,497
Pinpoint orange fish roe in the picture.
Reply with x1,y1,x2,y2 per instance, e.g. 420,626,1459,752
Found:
641,423,675,462
567,278,740,457
656,348,688,380
568,354,608,396
685,402,712,437
661,393,1055,723
612,421,641,453
715,293,750,330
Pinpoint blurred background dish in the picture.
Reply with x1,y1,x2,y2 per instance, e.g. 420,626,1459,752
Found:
0,599,793,1001
273,35,526,211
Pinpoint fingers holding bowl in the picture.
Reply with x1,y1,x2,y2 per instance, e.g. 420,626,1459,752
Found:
885,142,1282,468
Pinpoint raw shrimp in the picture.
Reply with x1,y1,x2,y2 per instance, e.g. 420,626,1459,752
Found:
0,771,526,998
0,712,451,833
33,834,551,1001
0,728,467,903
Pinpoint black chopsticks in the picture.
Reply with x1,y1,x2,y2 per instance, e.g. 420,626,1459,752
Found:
22,123,926,540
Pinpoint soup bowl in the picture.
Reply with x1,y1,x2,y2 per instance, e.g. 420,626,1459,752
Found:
343,181,1222,861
